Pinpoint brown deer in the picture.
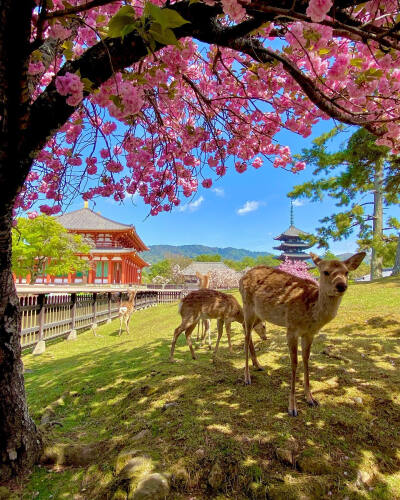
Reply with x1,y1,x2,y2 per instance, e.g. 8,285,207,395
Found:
169,289,267,362
239,252,365,416
195,271,211,344
118,288,137,336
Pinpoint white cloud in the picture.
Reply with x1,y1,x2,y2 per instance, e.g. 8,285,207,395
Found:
292,199,306,207
178,196,204,212
236,200,264,215
212,187,225,197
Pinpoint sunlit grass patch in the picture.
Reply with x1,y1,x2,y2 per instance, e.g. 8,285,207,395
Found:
17,277,400,499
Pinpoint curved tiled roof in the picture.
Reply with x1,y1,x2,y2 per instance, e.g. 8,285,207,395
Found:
181,261,232,275
57,208,132,231
274,225,308,240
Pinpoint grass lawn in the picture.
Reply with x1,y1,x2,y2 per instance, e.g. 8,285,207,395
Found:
16,277,400,499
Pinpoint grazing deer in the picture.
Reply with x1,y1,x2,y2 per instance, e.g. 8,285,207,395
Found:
195,271,211,344
239,252,365,416
169,289,267,362
118,288,137,336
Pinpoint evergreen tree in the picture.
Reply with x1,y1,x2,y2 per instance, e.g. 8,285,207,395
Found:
289,128,400,279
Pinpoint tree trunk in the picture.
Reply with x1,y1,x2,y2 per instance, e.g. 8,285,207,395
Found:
370,157,384,280
0,204,42,482
392,235,400,276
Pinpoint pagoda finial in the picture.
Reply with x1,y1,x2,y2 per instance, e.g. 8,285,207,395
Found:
290,200,294,226
84,200,89,209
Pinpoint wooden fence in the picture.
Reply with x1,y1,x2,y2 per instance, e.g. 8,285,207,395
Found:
19,288,185,350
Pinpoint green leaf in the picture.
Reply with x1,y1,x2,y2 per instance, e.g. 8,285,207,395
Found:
107,6,137,38
110,95,123,109
350,58,363,68
81,77,94,92
149,24,178,46
318,48,330,55
160,8,190,29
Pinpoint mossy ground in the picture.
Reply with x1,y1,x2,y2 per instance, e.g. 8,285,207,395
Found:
14,277,400,498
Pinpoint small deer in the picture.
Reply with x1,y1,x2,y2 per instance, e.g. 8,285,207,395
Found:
169,289,267,362
239,252,365,416
195,271,211,344
118,288,137,336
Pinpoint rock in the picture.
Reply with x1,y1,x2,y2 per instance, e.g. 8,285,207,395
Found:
0,487,11,499
353,397,363,405
40,443,98,466
32,340,46,355
208,462,224,490
161,402,177,412
119,456,153,481
171,465,189,488
318,334,327,341
115,449,142,475
132,429,151,441
130,472,169,500
356,470,373,488
275,447,295,467
195,448,205,459
297,450,333,475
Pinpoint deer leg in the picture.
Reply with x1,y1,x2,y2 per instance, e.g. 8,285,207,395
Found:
196,322,200,342
185,324,197,360
119,315,123,336
287,332,299,417
169,324,187,362
243,316,255,385
225,321,233,353
249,335,264,371
214,319,224,355
205,320,211,349
301,336,319,407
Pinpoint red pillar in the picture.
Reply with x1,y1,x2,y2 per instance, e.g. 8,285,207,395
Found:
108,259,113,284
121,259,126,284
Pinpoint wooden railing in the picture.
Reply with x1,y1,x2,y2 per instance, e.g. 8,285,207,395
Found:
18,288,186,350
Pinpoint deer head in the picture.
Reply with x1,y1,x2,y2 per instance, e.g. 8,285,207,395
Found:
310,252,366,297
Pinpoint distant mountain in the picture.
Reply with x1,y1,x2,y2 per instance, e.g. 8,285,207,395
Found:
142,244,273,264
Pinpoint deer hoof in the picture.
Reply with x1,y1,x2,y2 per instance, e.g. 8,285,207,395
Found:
288,408,298,417
244,374,252,385
307,398,319,407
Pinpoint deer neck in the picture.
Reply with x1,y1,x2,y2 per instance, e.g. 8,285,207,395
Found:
313,289,343,328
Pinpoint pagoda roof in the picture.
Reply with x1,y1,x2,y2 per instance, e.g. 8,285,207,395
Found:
273,242,312,251
57,207,149,251
277,253,311,261
274,225,309,240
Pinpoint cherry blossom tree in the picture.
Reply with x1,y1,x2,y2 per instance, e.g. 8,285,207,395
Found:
278,257,317,283
3,0,400,481
208,268,241,288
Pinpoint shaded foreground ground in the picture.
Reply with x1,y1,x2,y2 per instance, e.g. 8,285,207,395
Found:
15,277,400,498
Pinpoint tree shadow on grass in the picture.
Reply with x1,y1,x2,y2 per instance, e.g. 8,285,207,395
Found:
22,319,400,499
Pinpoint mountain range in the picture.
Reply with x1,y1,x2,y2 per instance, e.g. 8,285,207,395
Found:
141,244,273,264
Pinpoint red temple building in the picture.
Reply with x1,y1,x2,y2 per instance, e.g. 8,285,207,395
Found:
16,202,149,285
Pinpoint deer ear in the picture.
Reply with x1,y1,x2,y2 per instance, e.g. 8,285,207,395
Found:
344,252,366,271
310,253,322,267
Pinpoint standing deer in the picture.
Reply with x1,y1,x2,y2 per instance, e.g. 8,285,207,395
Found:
239,252,365,416
195,271,211,344
118,288,137,336
169,289,267,362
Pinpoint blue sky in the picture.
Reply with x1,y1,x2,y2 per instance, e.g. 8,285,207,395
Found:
65,119,399,256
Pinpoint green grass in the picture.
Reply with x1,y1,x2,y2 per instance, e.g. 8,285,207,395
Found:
15,278,400,499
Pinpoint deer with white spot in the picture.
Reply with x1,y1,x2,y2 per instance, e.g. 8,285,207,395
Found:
118,288,137,336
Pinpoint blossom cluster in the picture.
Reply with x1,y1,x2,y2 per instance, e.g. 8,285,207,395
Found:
18,0,400,217
278,257,318,284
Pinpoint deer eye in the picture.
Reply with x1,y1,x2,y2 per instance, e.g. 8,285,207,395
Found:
345,271,348,276
324,271,329,276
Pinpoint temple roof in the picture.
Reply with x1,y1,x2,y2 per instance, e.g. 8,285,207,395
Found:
57,207,149,252
274,225,309,240
273,242,312,251
181,261,232,275
278,252,310,261
57,207,133,231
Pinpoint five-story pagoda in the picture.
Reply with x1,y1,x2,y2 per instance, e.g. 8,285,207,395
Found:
274,202,314,262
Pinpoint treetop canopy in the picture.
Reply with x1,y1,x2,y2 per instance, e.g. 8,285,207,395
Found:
20,0,400,218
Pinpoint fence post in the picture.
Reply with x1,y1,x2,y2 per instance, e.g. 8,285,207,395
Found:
67,293,77,341
32,294,46,355
92,292,97,328
107,292,112,323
